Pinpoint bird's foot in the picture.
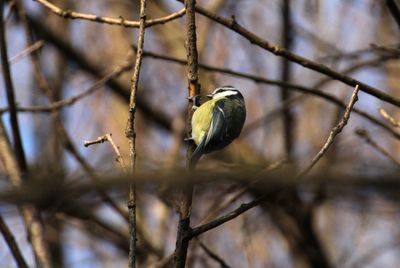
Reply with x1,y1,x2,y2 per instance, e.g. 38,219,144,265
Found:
187,95,201,109
184,137,194,142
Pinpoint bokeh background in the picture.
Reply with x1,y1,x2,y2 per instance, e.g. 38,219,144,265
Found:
0,0,400,267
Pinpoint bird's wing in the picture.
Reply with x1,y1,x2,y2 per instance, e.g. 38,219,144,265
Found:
205,100,226,146
190,100,226,169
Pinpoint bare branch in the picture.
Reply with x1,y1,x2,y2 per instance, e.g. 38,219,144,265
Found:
34,0,184,28
174,0,200,267
190,194,268,238
125,0,147,267
84,133,128,172
0,214,28,268
0,0,27,173
386,0,400,30
355,128,400,167
296,85,360,179
198,240,232,268
379,107,400,128
0,56,133,115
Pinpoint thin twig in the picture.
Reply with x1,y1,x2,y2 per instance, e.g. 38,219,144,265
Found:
379,107,400,128
201,159,286,224
0,214,28,268
0,118,51,268
189,3,400,107
7,40,44,66
386,0,400,30
0,57,133,115
27,15,173,132
35,0,184,28
190,194,268,238
125,0,147,267
84,133,128,172
355,128,400,167
0,0,27,173
296,85,360,179
198,240,232,268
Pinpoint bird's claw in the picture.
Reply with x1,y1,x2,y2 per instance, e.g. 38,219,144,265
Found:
184,137,194,142
187,95,201,108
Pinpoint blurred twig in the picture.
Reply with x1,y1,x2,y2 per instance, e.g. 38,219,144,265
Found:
0,0,27,175
296,85,360,179
0,56,134,115
355,128,400,167
35,0,185,28
27,15,173,131
1,3,52,267
0,214,28,268
386,0,400,30
379,107,400,128
198,240,231,268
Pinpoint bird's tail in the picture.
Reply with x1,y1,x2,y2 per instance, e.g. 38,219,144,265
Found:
189,138,205,169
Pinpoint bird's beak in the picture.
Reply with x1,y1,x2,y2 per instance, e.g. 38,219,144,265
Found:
206,94,213,99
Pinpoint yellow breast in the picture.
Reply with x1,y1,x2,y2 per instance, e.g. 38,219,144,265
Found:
191,100,215,145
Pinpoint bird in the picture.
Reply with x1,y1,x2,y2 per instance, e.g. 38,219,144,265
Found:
189,85,246,168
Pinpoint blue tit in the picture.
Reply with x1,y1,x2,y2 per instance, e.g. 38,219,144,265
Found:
189,85,246,168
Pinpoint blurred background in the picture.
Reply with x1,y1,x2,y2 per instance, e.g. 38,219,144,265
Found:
0,0,400,267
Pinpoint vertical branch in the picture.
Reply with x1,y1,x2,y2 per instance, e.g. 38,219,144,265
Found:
1,2,52,268
386,0,400,30
174,0,200,267
0,0,26,172
280,0,294,160
125,1,146,267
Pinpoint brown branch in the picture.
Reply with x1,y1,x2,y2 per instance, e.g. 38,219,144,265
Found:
0,57,133,115
190,194,268,238
355,128,400,167
0,214,28,268
0,119,52,268
379,107,400,128
296,85,360,179
0,0,27,173
174,0,200,267
386,0,400,30
201,159,287,224
125,1,147,267
191,3,400,107
27,15,172,132
280,0,294,160
1,4,52,267
35,0,184,28
6,40,44,66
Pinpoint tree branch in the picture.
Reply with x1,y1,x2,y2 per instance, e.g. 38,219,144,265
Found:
296,85,360,179
174,0,200,267
34,0,184,28
125,1,147,267
0,214,28,268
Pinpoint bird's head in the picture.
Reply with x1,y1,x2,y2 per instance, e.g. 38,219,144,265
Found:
207,85,243,100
